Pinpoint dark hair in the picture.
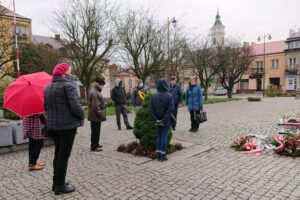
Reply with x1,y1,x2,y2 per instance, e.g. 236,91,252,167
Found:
95,77,105,85
170,76,176,81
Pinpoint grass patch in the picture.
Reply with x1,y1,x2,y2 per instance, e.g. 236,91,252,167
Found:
204,98,240,104
84,105,134,118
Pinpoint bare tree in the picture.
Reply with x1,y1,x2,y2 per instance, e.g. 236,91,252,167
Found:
168,26,188,81
189,36,221,100
216,39,253,98
116,8,166,83
0,5,14,80
53,0,115,94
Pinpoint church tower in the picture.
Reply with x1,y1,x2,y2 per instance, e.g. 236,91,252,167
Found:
210,9,225,46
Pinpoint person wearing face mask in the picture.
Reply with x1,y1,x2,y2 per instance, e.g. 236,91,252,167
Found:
111,79,133,130
169,76,182,130
131,79,146,113
186,76,203,133
88,78,106,152
44,63,84,195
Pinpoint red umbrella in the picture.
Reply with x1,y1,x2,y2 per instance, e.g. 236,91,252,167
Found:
3,72,52,118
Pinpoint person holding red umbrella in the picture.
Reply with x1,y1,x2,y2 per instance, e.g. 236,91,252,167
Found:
23,113,46,171
44,63,84,195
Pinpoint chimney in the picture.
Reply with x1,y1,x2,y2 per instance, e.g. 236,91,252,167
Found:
55,34,60,41
289,29,295,37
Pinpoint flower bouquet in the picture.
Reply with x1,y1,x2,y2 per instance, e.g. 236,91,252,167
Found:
231,135,263,154
278,115,300,134
272,131,300,157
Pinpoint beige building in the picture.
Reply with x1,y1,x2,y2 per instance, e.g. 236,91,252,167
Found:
238,41,286,93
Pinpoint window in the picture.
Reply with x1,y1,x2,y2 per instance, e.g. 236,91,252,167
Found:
240,79,249,89
270,78,280,86
256,61,263,73
288,58,297,69
16,26,26,35
289,41,300,49
271,59,279,69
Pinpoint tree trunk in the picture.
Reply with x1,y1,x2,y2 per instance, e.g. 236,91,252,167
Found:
204,86,209,101
227,88,233,99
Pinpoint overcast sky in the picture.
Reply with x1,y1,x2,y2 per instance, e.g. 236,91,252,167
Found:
4,0,300,43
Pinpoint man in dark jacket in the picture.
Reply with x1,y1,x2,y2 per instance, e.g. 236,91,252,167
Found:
169,76,182,130
111,79,133,130
88,78,106,152
150,79,174,161
131,79,146,113
44,63,84,195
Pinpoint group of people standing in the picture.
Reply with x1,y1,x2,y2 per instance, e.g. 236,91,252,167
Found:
22,62,203,195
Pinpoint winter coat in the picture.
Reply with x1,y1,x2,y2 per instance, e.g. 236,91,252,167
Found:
88,86,106,122
44,76,84,131
186,84,203,111
169,84,182,106
131,88,146,107
150,79,174,126
111,79,127,106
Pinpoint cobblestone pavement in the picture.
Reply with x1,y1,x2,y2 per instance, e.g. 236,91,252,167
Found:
1,96,300,200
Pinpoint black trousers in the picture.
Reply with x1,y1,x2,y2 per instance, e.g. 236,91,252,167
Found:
51,129,76,187
90,122,101,150
190,110,200,130
171,106,178,129
28,138,44,165
115,105,130,129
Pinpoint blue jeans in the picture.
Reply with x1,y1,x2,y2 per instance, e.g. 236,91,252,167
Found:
156,124,170,155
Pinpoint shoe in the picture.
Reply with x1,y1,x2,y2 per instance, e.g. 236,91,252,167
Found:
97,144,103,148
156,153,161,161
161,154,168,161
28,164,44,171
28,163,45,167
126,126,133,130
172,127,176,131
52,182,69,192
189,128,193,132
118,127,121,130
192,129,199,132
90,147,103,152
54,185,75,195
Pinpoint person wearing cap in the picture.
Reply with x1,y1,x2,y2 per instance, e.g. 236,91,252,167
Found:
88,78,106,152
169,76,182,130
131,79,146,113
44,63,84,195
111,79,133,130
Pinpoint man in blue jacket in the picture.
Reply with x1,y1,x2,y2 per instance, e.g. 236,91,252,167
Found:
169,76,182,130
150,79,174,161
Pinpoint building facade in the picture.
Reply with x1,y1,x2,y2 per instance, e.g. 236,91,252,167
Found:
238,41,286,93
285,29,300,91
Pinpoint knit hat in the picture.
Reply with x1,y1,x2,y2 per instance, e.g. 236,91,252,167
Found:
95,77,105,85
52,63,70,76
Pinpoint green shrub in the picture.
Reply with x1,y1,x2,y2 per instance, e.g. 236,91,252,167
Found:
3,109,20,120
106,101,114,107
0,78,13,109
265,85,283,97
133,93,172,148
80,99,88,106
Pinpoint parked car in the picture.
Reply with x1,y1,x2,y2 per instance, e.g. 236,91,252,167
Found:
214,87,227,96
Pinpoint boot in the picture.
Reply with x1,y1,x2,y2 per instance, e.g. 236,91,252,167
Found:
126,126,133,130
156,153,161,161
161,154,168,161
52,182,69,192
54,184,75,195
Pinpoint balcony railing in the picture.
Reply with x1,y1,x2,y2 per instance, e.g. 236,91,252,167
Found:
13,33,28,41
285,64,300,71
251,68,264,74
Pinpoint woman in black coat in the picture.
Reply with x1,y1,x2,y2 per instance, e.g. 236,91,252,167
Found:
44,63,84,195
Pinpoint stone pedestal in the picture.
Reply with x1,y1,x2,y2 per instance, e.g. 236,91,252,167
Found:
0,122,13,147
10,121,28,144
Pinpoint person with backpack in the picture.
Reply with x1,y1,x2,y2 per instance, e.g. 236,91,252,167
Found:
150,79,174,161
131,79,146,113
169,76,182,130
186,76,203,133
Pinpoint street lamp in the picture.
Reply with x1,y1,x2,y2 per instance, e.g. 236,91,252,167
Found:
167,17,177,75
257,33,272,96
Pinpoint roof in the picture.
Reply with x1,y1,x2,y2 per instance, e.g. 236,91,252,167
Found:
213,10,225,28
0,5,30,20
251,40,286,56
32,35,64,49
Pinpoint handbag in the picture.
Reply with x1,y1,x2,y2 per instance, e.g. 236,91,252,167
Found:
41,125,52,138
196,111,207,124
